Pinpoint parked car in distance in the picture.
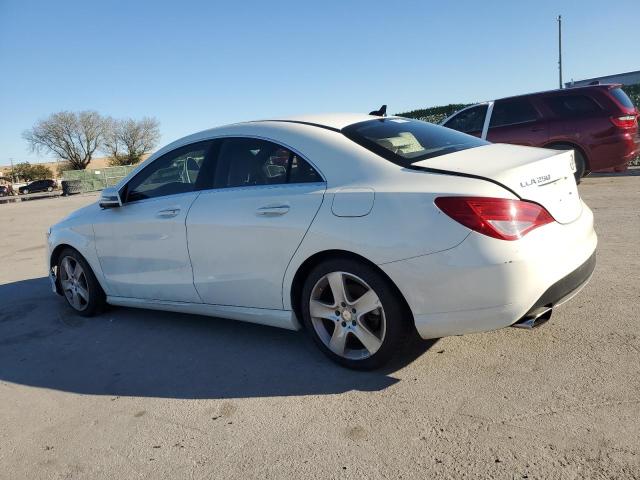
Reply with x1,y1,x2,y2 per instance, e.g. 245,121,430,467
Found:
0,185,13,197
441,84,639,180
18,179,57,195
47,113,596,369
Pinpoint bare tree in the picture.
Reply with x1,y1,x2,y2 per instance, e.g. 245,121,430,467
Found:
23,111,106,170
104,117,161,166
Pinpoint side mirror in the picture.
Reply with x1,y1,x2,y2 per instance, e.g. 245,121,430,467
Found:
99,187,122,209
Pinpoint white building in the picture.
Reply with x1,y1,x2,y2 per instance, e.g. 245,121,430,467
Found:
566,70,640,87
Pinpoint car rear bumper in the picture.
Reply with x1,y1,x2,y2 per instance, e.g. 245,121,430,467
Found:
522,251,595,315
380,201,597,339
590,130,640,172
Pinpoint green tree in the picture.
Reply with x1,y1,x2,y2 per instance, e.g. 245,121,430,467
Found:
396,103,472,124
11,162,54,182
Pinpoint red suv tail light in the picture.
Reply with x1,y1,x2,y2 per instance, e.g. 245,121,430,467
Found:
435,196,555,241
609,114,638,129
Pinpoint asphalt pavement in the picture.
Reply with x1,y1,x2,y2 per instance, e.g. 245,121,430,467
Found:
0,172,638,479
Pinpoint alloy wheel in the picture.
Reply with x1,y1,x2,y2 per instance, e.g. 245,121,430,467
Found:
309,271,386,360
59,256,90,311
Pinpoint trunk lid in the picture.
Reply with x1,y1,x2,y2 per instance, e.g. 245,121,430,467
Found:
414,143,582,224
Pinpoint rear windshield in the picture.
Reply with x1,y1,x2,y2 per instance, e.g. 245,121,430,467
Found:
610,88,635,109
342,118,488,166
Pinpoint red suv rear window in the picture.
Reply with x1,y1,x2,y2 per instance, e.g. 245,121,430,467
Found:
546,95,601,118
610,88,635,110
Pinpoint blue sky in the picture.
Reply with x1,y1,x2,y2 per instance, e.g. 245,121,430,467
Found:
1,0,638,164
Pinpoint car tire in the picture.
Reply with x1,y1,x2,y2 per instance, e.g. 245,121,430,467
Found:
301,258,411,370
572,150,587,183
61,180,82,196
47,186,53,192
57,248,105,317
547,144,587,183
23,189,29,195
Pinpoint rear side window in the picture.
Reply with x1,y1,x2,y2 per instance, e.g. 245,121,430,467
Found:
289,155,323,183
610,88,635,109
489,98,538,127
342,118,488,166
216,138,322,188
546,95,601,117
443,105,488,133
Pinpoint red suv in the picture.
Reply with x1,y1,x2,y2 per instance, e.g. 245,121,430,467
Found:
442,84,639,180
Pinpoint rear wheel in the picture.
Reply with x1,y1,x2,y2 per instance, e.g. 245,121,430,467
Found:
47,186,53,192
301,258,410,370
57,248,105,316
547,143,587,183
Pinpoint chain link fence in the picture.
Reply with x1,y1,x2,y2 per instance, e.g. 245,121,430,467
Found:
61,165,137,193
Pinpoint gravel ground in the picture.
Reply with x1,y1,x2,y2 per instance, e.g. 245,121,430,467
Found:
0,171,638,479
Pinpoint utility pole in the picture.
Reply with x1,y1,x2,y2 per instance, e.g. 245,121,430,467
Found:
9,158,14,182
557,15,563,89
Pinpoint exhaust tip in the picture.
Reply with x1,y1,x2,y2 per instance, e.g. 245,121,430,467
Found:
512,307,552,329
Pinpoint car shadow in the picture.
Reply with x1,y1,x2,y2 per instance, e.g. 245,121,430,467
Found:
589,168,640,178
0,277,436,399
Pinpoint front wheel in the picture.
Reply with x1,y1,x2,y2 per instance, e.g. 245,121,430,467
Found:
22,189,29,195
57,248,105,317
301,258,410,370
47,186,53,192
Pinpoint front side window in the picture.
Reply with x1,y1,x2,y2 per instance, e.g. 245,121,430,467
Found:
443,105,488,134
342,118,488,166
125,141,212,202
489,99,538,128
216,138,322,188
546,94,601,118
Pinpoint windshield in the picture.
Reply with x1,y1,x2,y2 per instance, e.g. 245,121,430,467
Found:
342,118,488,166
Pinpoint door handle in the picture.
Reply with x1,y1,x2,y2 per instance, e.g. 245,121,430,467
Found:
256,204,290,217
157,208,180,218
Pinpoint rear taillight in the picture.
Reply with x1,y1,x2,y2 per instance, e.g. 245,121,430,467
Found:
610,115,638,129
435,197,555,241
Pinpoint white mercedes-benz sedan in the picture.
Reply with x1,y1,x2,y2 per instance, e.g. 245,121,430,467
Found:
47,112,597,369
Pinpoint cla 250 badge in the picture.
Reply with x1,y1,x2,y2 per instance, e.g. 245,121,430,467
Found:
520,174,551,188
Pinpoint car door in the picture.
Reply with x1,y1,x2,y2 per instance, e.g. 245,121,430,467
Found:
93,140,215,302
442,104,489,138
486,98,548,146
187,137,326,310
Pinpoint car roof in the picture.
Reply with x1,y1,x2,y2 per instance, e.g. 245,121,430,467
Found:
144,113,393,173
494,83,621,103
249,113,388,130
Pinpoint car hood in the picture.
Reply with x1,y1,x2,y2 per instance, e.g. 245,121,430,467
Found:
53,201,100,227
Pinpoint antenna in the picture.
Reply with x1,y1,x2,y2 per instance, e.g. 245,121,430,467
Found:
369,105,387,117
